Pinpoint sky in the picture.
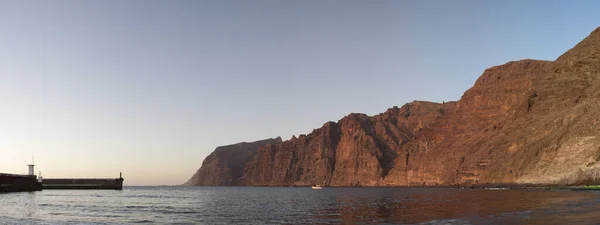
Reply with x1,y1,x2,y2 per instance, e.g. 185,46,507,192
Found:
1,1,599,185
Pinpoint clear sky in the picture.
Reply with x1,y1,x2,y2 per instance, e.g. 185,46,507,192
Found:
1,1,599,185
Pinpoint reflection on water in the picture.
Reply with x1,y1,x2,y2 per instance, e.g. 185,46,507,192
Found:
1,187,600,224
24,192,38,218
310,188,598,224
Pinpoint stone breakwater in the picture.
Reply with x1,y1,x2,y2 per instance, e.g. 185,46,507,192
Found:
0,173,42,193
42,177,124,190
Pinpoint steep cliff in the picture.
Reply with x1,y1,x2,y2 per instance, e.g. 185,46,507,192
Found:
183,138,282,186
191,26,600,187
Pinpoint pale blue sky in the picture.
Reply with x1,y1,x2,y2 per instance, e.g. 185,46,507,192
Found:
1,1,599,185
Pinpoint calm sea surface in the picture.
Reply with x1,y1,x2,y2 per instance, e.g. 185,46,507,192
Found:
2,186,600,224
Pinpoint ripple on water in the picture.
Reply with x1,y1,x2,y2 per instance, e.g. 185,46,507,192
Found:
1,187,600,224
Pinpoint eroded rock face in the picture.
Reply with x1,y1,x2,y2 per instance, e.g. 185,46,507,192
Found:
183,138,282,186
191,26,600,187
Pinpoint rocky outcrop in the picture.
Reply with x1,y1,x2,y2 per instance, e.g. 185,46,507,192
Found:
183,138,282,186
190,26,600,187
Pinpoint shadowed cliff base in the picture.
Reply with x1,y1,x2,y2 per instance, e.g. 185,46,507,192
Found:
184,138,282,186
187,26,600,187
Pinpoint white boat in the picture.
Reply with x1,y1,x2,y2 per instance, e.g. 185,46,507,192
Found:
311,185,323,190
484,187,509,190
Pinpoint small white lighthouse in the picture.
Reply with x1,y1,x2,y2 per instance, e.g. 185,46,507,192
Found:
27,155,35,176
27,164,35,176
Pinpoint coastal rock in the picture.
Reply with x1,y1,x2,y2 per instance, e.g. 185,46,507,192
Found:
190,26,600,187
183,138,282,186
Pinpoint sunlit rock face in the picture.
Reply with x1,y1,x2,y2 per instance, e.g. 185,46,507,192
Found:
191,27,600,187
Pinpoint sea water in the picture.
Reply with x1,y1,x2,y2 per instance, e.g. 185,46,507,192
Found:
1,186,600,224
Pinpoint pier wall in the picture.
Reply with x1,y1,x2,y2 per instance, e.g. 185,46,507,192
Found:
43,178,124,190
0,173,42,193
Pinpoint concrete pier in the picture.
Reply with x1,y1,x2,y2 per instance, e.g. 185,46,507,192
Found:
0,173,42,193
3,162,124,191
42,174,124,190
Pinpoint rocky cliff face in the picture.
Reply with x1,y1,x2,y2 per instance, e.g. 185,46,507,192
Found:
190,27,600,187
183,138,282,186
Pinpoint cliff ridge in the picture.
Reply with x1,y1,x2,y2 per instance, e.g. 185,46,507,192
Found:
187,26,600,187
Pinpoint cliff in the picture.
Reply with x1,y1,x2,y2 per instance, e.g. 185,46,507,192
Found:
183,137,282,186
190,26,600,187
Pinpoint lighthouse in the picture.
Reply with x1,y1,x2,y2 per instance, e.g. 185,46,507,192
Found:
27,155,35,177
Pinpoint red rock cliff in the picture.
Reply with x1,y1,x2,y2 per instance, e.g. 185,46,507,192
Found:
191,26,600,187
184,138,282,186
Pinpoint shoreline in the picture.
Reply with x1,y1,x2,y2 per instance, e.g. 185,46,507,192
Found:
180,183,600,191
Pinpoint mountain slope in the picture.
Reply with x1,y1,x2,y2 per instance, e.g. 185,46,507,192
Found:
191,26,600,187
183,137,282,186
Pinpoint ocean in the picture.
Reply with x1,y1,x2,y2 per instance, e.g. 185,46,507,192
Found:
1,186,600,224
